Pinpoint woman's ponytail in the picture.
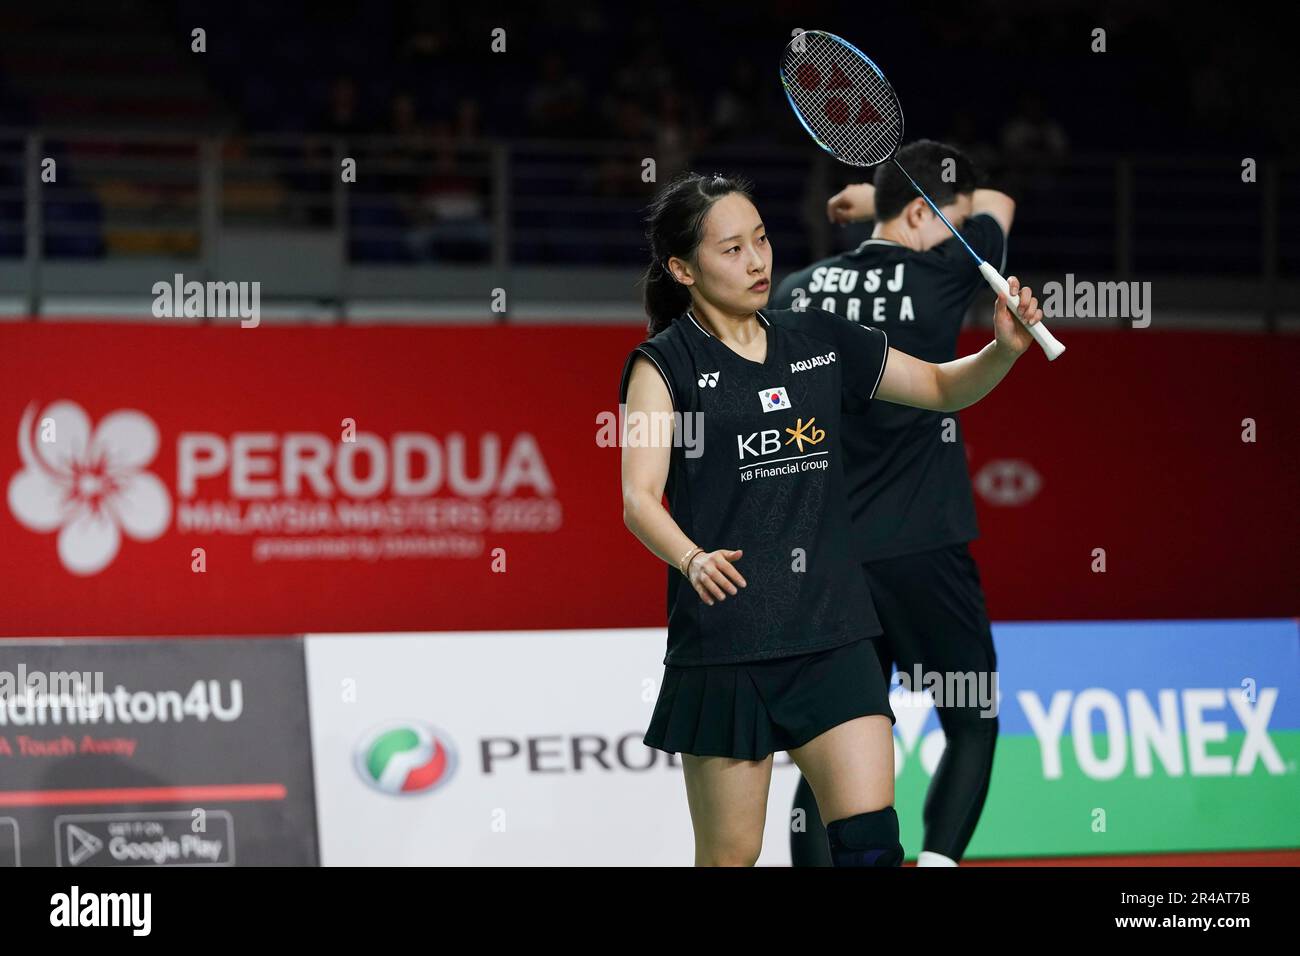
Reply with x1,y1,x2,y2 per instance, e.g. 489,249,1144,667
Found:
642,259,692,337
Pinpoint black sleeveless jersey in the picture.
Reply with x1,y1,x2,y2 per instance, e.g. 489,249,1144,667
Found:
618,306,889,666
772,213,1007,561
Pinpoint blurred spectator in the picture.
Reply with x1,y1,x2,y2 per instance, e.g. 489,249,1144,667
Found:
711,59,761,144
323,76,368,138
1000,93,1069,162
999,92,1068,198
454,97,482,141
653,90,699,184
405,123,491,261
594,99,652,198
389,92,425,138
527,53,587,137
383,92,429,196
612,43,673,109
945,115,1002,185
608,98,650,141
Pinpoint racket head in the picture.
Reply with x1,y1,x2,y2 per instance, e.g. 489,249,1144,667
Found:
779,30,905,168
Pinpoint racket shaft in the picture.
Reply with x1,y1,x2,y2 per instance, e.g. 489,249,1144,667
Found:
977,262,1066,361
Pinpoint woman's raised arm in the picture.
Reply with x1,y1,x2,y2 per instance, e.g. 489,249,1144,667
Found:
875,276,1042,413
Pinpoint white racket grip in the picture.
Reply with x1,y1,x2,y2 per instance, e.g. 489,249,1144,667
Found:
978,262,1066,361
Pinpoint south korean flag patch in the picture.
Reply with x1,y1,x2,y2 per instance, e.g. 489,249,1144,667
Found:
759,386,792,413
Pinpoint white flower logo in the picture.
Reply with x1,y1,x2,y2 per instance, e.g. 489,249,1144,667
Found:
8,401,171,575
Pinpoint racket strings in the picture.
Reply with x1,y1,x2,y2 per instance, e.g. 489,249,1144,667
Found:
781,33,904,166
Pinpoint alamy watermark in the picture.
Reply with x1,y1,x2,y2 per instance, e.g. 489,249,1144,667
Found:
0,665,106,717
1041,274,1151,328
891,664,1000,718
596,406,705,458
152,273,261,327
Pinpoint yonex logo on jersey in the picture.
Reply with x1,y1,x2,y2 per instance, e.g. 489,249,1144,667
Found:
697,371,720,388
790,351,836,374
759,386,791,412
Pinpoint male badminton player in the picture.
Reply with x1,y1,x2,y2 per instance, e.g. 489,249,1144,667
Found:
773,140,1014,867
619,170,1040,866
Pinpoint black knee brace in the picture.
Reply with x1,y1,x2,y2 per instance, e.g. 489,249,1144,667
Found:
825,807,904,867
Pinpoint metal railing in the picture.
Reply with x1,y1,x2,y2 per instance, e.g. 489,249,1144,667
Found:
0,129,1292,325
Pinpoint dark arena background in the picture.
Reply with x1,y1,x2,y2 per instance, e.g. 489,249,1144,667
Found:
0,0,1294,901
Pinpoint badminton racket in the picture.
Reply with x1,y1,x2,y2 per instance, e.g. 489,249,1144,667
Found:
780,29,1065,360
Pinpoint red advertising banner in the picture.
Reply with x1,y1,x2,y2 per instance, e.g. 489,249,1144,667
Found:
0,322,1294,637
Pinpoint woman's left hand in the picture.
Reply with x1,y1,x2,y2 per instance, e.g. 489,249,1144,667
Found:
993,275,1043,357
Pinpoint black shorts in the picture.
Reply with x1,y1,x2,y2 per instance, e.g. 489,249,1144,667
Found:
861,542,997,690
642,637,895,761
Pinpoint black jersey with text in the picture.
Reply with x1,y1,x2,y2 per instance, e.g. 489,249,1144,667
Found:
772,213,1006,561
618,306,889,667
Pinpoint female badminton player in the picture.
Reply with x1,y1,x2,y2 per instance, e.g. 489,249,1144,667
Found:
618,171,1040,866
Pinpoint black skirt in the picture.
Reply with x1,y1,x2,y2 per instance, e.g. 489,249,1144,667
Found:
643,637,895,761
